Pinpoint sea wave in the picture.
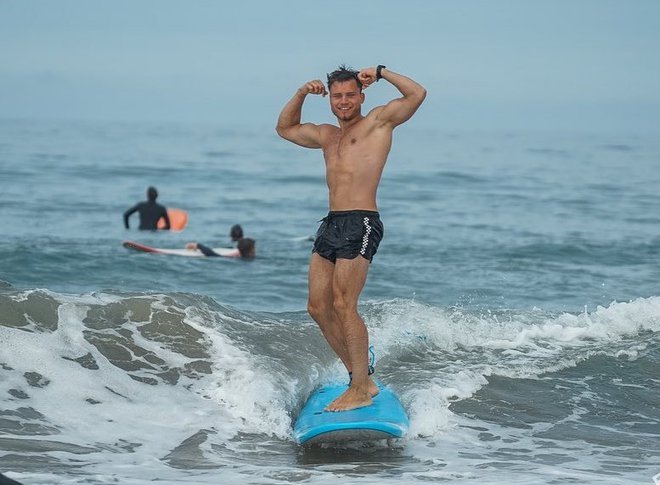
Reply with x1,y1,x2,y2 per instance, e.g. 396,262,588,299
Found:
1,286,659,482
2,287,658,431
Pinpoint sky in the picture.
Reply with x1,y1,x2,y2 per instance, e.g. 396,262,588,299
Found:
1,0,659,132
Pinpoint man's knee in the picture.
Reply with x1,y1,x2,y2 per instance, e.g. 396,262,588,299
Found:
308,298,330,322
332,294,356,321
307,300,319,320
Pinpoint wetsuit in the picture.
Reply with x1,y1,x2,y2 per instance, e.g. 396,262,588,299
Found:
196,243,220,257
123,201,170,230
195,243,243,258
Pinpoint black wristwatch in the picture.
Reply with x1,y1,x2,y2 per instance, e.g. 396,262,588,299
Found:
376,65,386,81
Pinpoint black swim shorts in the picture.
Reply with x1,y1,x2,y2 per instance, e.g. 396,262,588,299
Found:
312,210,384,263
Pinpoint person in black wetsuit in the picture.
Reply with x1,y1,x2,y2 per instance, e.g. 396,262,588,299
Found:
123,186,170,230
185,238,256,259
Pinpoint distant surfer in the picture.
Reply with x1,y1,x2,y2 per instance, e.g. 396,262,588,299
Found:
276,65,426,411
185,238,256,259
123,186,171,230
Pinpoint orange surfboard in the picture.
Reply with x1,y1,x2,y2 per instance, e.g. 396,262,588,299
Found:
157,208,188,232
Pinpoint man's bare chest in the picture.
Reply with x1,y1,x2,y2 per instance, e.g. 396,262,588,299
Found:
324,128,370,160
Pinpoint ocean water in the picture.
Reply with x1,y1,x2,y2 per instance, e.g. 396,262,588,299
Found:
1,119,659,484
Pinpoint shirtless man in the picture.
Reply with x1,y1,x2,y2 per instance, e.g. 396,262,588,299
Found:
276,65,426,411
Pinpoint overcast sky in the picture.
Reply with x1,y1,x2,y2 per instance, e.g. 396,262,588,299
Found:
1,0,658,132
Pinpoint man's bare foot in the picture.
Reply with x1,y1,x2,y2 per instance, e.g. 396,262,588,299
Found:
326,386,372,412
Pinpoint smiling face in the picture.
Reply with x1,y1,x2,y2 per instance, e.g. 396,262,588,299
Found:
329,79,364,123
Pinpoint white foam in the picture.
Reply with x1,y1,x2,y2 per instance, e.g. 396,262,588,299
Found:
365,296,660,440
0,292,298,480
182,310,295,439
2,291,658,484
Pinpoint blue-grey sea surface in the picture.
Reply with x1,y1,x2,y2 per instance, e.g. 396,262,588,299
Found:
1,119,659,484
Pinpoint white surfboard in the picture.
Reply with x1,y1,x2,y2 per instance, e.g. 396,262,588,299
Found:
123,240,239,257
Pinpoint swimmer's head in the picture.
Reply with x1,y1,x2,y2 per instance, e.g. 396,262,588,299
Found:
230,224,244,241
147,186,158,201
238,238,256,259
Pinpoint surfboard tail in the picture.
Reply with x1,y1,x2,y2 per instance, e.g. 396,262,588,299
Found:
157,208,188,232
123,241,162,253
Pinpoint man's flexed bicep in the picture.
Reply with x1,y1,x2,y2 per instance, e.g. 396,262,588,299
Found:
278,122,324,149
362,67,427,128
276,80,328,148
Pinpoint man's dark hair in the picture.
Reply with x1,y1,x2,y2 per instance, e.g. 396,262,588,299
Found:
230,224,243,241
238,238,255,259
327,65,362,91
147,186,158,201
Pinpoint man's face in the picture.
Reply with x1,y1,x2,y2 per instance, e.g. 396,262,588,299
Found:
329,80,364,122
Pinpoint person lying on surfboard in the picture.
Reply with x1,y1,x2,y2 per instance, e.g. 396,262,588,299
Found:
276,65,426,412
185,238,256,259
123,186,171,231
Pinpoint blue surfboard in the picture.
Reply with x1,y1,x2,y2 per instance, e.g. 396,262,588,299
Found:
293,381,409,445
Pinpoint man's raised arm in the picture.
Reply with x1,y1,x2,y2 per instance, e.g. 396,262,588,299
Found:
276,80,327,148
358,66,426,128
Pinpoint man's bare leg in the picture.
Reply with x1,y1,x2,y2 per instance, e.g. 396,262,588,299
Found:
308,254,378,400
308,254,351,370
326,256,378,411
